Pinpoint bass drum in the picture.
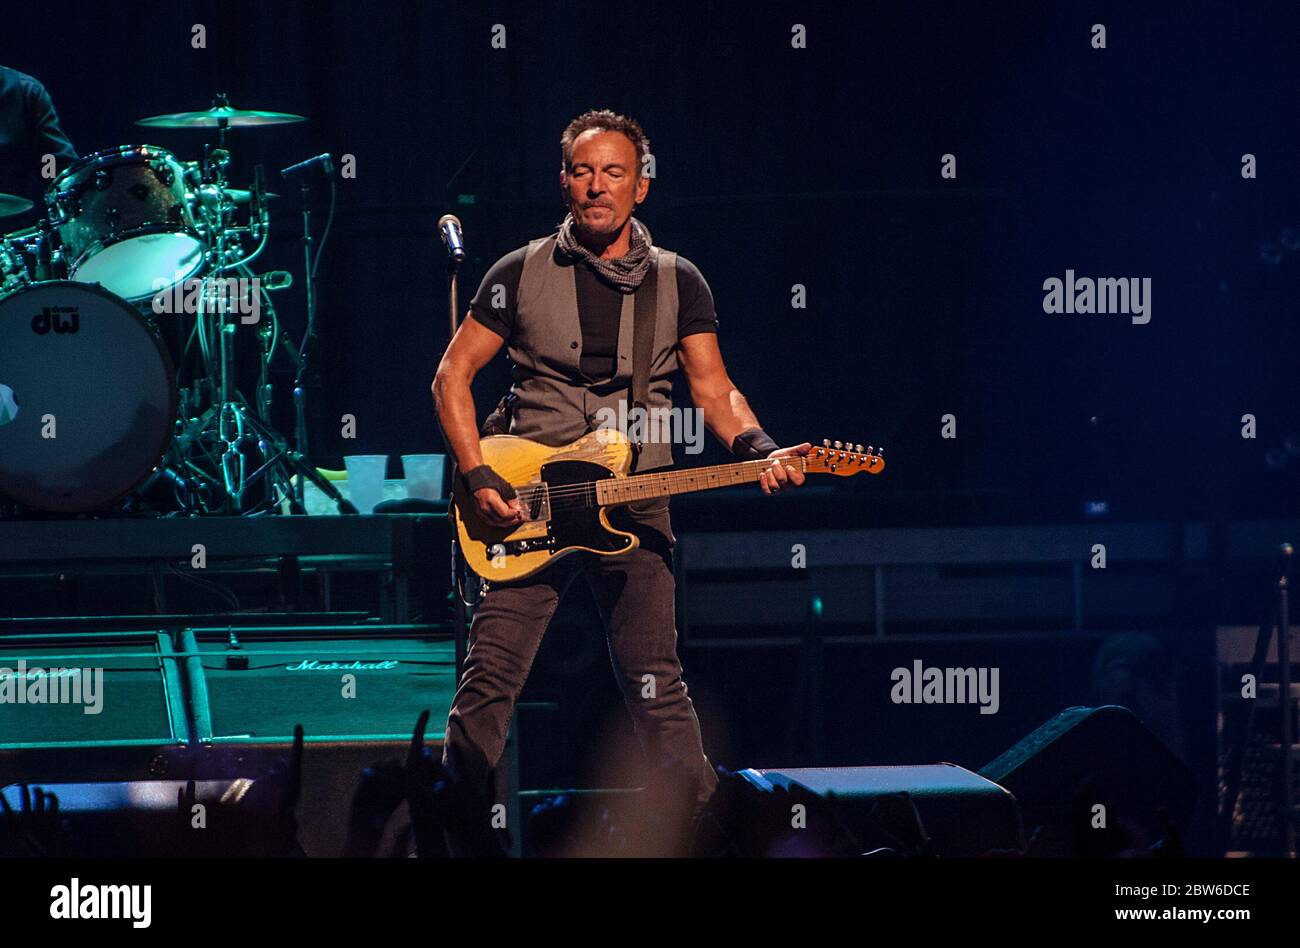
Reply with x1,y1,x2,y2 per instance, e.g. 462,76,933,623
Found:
0,282,177,512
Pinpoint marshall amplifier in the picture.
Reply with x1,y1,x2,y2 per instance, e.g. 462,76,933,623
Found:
181,625,460,856
0,630,189,790
183,626,456,742
1,626,462,856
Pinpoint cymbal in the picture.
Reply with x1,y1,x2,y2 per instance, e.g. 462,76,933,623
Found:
136,104,307,129
0,193,34,217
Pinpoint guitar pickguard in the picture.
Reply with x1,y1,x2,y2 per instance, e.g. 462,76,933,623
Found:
533,460,634,555
453,429,641,581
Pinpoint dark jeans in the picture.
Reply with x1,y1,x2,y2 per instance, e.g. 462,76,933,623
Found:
443,499,718,809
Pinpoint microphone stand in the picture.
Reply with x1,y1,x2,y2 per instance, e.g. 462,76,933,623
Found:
446,241,468,678
293,179,315,509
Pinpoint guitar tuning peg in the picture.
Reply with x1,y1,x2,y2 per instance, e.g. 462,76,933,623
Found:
833,440,842,449
822,438,831,448
855,443,863,453
866,445,874,454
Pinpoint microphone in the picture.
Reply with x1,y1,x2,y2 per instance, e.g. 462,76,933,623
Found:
255,270,294,291
438,213,466,263
280,153,334,179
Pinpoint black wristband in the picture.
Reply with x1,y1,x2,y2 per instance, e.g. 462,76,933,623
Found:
731,427,780,460
460,464,516,500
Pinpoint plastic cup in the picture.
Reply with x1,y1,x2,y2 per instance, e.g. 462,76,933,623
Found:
343,455,388,513
402,454,446,500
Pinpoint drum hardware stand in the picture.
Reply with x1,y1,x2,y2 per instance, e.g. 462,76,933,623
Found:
141,117,344,516
185,282,352,514
249,165,275,423
256,297,276,421
210,93,233,150
226,162,349,515
214,394,354,515
31,219,60,281
208,145,251,513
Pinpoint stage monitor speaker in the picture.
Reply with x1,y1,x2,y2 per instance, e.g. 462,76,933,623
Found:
740,762,1025,856
979,704,1198,857
0,630,189,790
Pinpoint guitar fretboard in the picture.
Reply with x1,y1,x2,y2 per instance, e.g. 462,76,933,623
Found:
595,456,808,506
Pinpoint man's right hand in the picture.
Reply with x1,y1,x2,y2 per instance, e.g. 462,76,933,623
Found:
461,463,525,527
474,487,525,527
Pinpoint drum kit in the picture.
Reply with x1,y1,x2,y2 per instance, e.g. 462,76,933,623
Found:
0,94,352,517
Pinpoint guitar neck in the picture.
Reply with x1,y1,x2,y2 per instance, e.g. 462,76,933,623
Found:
595,456,806,506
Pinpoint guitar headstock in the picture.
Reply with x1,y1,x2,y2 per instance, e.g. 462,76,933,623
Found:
805,438,885,476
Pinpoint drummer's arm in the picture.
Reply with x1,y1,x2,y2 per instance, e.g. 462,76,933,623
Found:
25,80,77,169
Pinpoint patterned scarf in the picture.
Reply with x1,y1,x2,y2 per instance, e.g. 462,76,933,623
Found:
555,211,653,293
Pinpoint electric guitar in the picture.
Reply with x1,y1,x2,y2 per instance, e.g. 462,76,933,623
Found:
451,427,885,582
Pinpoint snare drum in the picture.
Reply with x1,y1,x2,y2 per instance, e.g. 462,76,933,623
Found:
47,145,205,302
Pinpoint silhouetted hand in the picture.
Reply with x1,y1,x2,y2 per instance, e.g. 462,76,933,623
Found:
343,759,406,857
404,710,506,858
0,784,63,857
402,709,445,857
239,724,306,856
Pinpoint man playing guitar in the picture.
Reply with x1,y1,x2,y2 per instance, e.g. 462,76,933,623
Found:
432,108,810,819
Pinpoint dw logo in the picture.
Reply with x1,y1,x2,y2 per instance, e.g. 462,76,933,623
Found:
31,306,79,335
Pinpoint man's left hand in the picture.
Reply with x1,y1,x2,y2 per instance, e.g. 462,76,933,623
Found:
758,443,812,495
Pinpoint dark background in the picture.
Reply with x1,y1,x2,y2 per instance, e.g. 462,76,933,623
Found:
3,2,1297,852
5,0,1298,527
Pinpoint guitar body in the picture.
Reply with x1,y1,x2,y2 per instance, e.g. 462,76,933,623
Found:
450,427,885,584
451,428,640,582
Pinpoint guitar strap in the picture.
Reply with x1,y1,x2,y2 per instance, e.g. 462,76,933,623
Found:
628,248,659,468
